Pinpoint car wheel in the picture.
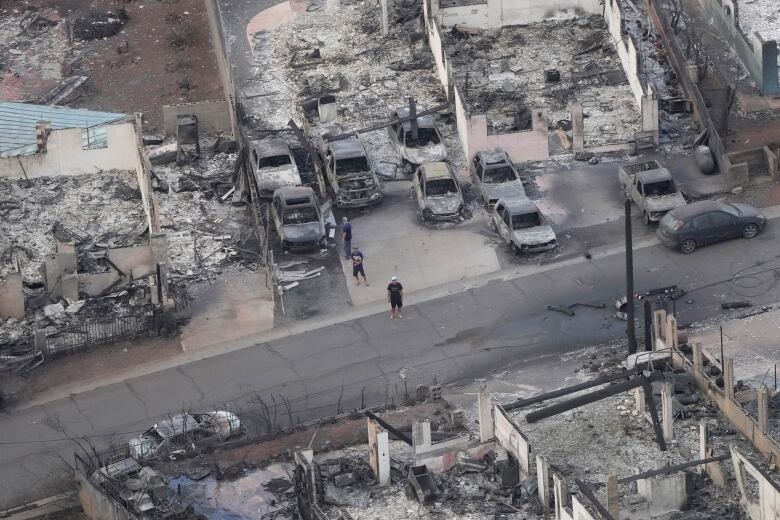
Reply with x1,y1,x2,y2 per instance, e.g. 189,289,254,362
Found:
742,223,759,239
510,242,520,255
680,239,697,254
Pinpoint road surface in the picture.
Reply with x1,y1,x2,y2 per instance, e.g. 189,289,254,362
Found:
4,221,780,508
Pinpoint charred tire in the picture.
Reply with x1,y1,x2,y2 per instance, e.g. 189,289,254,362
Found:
680,239,697,254
421,209,433,221
742,223,759,239
510,242,520,255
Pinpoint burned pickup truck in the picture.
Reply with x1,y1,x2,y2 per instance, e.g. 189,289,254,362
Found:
320,137,382,208
388,107,447,169
618,160,687,224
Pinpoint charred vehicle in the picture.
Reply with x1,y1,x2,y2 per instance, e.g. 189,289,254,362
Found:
412,162,465,221
388,108,446,168
490,197,557,254
248,138,301,197
271,186,326,252
471,149,526,207
129,411,241,460
618,160,687,224
320,138,382,208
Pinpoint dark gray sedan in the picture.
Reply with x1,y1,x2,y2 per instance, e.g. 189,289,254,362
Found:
657,200,767,254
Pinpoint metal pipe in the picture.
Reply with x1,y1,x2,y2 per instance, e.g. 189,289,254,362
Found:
503,370,633,411
618,454,729,484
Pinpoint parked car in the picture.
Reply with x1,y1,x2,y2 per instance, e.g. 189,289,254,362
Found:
490,197,557,254
618,160,686,224
248,138,301,198
129,411,242,460
657,200,766,254
471,149,525,207
271,186,327,252
388,108,446,168
412,162,465,221
320,138,383,208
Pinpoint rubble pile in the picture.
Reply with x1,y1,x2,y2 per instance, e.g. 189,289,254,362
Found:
0,7,69,99
249,0,466,179
72,10,128,41
445,16,642,146
0,171,147,280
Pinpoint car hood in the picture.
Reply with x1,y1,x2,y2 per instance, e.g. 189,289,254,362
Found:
425,194,462,215
512,225,557,245
728,202,762,218
281,222,325,243
256,166,301,190
483,181,525,201
401,144,447,164
645,194,687,212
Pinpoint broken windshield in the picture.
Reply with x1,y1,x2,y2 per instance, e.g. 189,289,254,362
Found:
335,157,370,176
405,127,440,147
426,178,457,196
512,212,541,229
258,154,292,169
283,207,318,225
644,180,676,197
483,166,516,184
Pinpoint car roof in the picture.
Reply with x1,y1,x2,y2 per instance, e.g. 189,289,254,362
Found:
475,149,508,164
670,200,723,219
394,108,436,130
329,139,366,159
154,413,202,438
420,161,452,180
250,137,289,157
498,196,537,214
636,168,672,183
275,186,315,201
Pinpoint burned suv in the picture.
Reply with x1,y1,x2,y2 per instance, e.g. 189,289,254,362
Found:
320,138,383,208
248,138,301,198
490,197,557,254
388,108,447,168
271,186,327,252
471,149,526,207
129,411,242,460
412,162,465,221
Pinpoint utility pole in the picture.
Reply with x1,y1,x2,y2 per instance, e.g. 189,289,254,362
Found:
625,199,637,354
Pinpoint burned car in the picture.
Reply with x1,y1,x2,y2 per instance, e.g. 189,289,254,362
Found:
249,138,301,197
471,149,526,207
618,160,687,224
412,162,464,221
490,197,557,254
388,108,446,168
129,411,241,460
321,138,382,208
271,186,326,252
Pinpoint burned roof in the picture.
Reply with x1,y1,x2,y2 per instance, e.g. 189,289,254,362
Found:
250,137,290,158
636,167,673,183
394,108,436,130
421,161,453,180
476,148,509,165
329,138,366,159
275,185,316,201
500,196,537,214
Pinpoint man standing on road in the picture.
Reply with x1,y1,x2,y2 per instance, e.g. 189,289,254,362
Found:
342,217,352,260
387,276,403,319
352,245,369,286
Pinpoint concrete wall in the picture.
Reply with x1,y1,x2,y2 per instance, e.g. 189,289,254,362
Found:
426,16,452,98
77,472,137,520
203,0,237,139
493,404,531,477
162,100,232,136
637,473,687,514
731,447,780,520
467,107,551,162
0,123,138,179
430,0,601,28
699,0,779,96
0,273,24,319
132,113,161,235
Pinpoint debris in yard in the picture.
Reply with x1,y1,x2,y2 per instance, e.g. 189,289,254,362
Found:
72,10,128,41
721,301,751,310
547,305,575,317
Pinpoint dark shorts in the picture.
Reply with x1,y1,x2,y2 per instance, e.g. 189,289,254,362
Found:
353,264,365,277
390,296,403,309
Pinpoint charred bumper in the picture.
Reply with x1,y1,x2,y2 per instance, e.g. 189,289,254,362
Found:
520,239,557,253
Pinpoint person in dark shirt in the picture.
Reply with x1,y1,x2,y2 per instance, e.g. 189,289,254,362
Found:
387,276,403,319
351,245,368,286
342,217,352,260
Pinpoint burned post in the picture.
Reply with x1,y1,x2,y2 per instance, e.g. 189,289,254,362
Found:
625,198,637,354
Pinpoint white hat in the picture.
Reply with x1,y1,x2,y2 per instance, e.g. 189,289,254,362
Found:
391,276,397,281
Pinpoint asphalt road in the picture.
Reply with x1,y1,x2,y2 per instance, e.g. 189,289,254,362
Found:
4,221,780,508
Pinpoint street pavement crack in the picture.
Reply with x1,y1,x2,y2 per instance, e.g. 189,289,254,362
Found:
125,381,151,418
264,343,311,404
66,397,97,434
176,367,205,406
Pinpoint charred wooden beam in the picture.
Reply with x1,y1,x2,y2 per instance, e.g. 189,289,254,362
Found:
364,411,413,446
575,479,615,520
618,454,729,484
503,370,633,411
